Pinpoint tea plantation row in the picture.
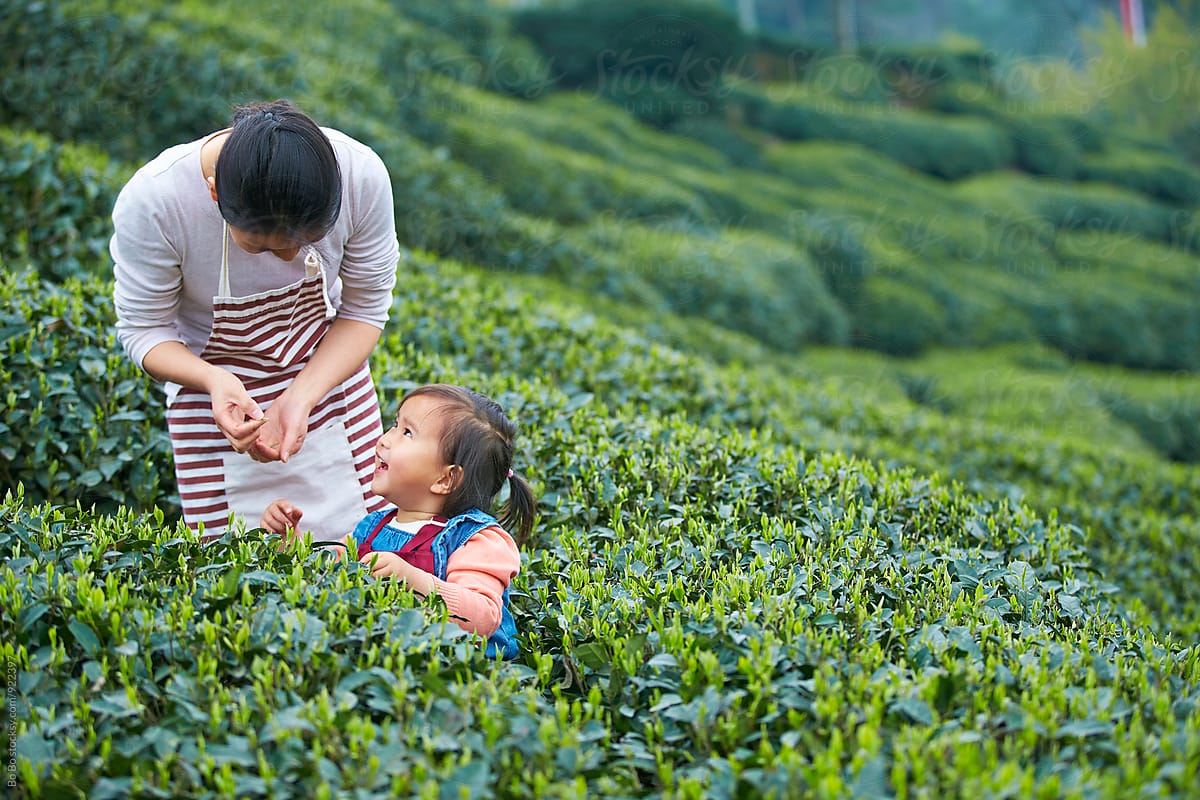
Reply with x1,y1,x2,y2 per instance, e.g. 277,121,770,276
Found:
4,260,1199,796
3,254,1198,635
373,257,1200,641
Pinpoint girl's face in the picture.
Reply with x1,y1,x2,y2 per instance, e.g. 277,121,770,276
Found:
372,395,453,512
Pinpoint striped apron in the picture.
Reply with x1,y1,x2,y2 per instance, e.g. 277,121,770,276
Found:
165,226,386,541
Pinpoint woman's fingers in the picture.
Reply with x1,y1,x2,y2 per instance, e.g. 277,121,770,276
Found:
259,387,313,464
261,510,286,533
251,427,305,463
253,439,282,462
223,411,269,444
246,439,276,461
208,371,267,451
218,413,268,454
279,430,303,463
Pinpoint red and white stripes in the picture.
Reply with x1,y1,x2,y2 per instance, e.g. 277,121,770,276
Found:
164,243,386,538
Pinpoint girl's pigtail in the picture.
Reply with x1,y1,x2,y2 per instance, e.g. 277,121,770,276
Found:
498,471,536,547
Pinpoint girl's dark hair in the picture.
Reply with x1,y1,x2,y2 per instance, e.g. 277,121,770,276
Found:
214,99,342,240
402,384,537,545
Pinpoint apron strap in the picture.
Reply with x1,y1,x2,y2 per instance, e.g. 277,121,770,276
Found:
217,224,335,320
306,248,338,320
219,221,232,299
357,508,398,561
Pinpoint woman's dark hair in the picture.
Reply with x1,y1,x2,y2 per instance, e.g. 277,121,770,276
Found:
402,384,537,545
214,99,342,240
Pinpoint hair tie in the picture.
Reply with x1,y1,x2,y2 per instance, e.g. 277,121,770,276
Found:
507,469,514,479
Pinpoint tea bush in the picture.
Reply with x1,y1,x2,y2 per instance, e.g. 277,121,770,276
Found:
435,111,712,226
418,83,789,231
861,43,996,89
926,86,1103,179
0,270,175,517
884,345,1145,448
512,0,747,127
751,45,994,112
394,0,554,100
749,93,1015,180
381,129,517,267
956,173,1180,245
1078,149,1200,207
0,1,281,162
0,129,129,282
571,223,851,349
1048,232,1200,371
800,342,1200,634
1003,115,1085,179
853,275,949,355
5,254,1200,796
770,54,903,106
666,117,762,167
491,91,731,173
763,138,943,193
1098,392,1200,464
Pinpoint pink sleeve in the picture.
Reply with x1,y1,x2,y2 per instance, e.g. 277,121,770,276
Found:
432,526,520,637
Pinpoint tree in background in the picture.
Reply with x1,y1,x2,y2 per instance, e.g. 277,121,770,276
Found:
724,0,1198,58
1087,0,1199,154
832,0,858,51
513,0,748,127
1016,0,1200,162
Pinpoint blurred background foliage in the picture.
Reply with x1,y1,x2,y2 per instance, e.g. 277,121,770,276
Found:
1,0,1197,464
3,0,1197,368
0,0,1196,585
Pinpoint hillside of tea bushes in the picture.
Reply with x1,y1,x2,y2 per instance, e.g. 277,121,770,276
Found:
4,257,1199,797
5,0,1200,366
2,0,1199,796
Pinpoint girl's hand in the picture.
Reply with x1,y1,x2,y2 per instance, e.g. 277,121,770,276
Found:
359,551,407,579
359,552,438,595
260,499,303,538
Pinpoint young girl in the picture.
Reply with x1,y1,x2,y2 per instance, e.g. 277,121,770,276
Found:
260,384,535,659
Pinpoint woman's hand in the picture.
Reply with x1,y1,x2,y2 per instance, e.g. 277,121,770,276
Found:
206,368,269,453
245,319,383,463
249,384,314,463
141,343,268,454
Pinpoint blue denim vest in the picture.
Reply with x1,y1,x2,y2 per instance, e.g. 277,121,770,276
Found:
352,508,519,660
